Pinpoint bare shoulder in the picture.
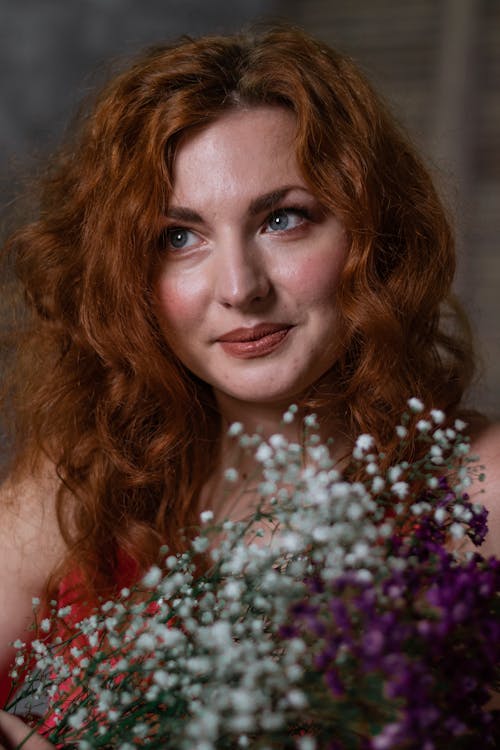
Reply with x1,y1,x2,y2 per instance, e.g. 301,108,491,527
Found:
0,463,66,576
468,421,500,557
0,463,67,681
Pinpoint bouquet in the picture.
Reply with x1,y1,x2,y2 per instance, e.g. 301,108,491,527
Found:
6,400,500,749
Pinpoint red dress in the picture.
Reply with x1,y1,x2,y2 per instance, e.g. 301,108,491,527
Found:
0,552,140,733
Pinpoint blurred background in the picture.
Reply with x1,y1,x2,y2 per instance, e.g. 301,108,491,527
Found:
1,0,499,416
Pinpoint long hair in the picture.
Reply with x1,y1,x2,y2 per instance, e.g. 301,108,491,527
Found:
1,25,475,597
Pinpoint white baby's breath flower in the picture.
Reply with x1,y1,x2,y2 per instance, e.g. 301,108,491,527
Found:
145,684,161,701
346,503,364,521
371,476,385,493
187,656,212,675
228,421,244,437
224,467,239,483
255,443,273,462
200,509,214,523
387,466,403,483
407,397,424,413
260,711,285,731
453,504,472,522
430,409,445,424
282,402,299,424
269,433,287,449
450,522,465,539
454,418,467,432
287,689,308,708
395,425,408,439
67,707,88,730
434,507,447,524
259,480,277,496
142,565,162,588
430,455,444,466
223,580,243,600
192,536,210,553
40,618,51,633
132,723,149,738
352,541,370,559
135,632,156,652
453,442,470,457
356,434,375,451
276,531,303,553
416,419,431,433
31,640,47,655
378,522,393,538
352,434,374,459
153,670,178,689
297,737,316,750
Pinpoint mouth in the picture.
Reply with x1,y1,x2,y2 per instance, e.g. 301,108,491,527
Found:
217,323,294,359
218,323,293,343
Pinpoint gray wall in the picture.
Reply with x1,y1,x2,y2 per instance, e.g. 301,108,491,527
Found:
0,0,279,198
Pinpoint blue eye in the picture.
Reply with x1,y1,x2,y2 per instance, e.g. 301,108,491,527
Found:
164,227,198,251
168,228,189,248
266,208,307,232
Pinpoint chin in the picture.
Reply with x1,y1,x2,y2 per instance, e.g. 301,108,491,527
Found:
216,380,312,408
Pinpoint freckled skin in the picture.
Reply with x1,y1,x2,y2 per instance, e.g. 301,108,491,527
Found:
155,106,348,415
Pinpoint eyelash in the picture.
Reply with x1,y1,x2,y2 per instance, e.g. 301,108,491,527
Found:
159,205,313,252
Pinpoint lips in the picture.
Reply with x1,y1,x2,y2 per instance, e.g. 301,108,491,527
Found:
218,323,292,343
217,323,293,358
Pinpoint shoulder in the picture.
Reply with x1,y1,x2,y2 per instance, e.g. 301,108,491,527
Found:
0,463,67,680
467,421,500,558
0,462,66,577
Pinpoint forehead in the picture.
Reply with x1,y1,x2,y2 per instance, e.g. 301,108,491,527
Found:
170,106,304,208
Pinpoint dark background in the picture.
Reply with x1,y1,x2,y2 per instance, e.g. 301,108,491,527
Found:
1,0,499,415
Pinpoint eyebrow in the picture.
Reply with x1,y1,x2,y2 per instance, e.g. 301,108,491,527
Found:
165,206,204,223
165,186,304,224
248,186,299,215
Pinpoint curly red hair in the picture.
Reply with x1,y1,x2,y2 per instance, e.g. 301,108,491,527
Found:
1,25,475,597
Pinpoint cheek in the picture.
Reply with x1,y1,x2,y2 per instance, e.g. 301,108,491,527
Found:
155,273,206,333
281,247,346,307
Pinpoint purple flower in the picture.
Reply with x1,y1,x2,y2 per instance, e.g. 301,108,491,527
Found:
283,540,500,746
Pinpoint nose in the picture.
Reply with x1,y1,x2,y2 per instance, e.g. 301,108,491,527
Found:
214,235,272,309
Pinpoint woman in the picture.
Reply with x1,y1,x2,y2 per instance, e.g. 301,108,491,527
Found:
0,23,499,742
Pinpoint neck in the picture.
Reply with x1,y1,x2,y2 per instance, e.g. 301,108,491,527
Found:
216,393,302,442
200,391,351,523
214,390,348,446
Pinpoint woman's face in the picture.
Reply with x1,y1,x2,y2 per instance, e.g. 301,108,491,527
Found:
156,106,348,413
